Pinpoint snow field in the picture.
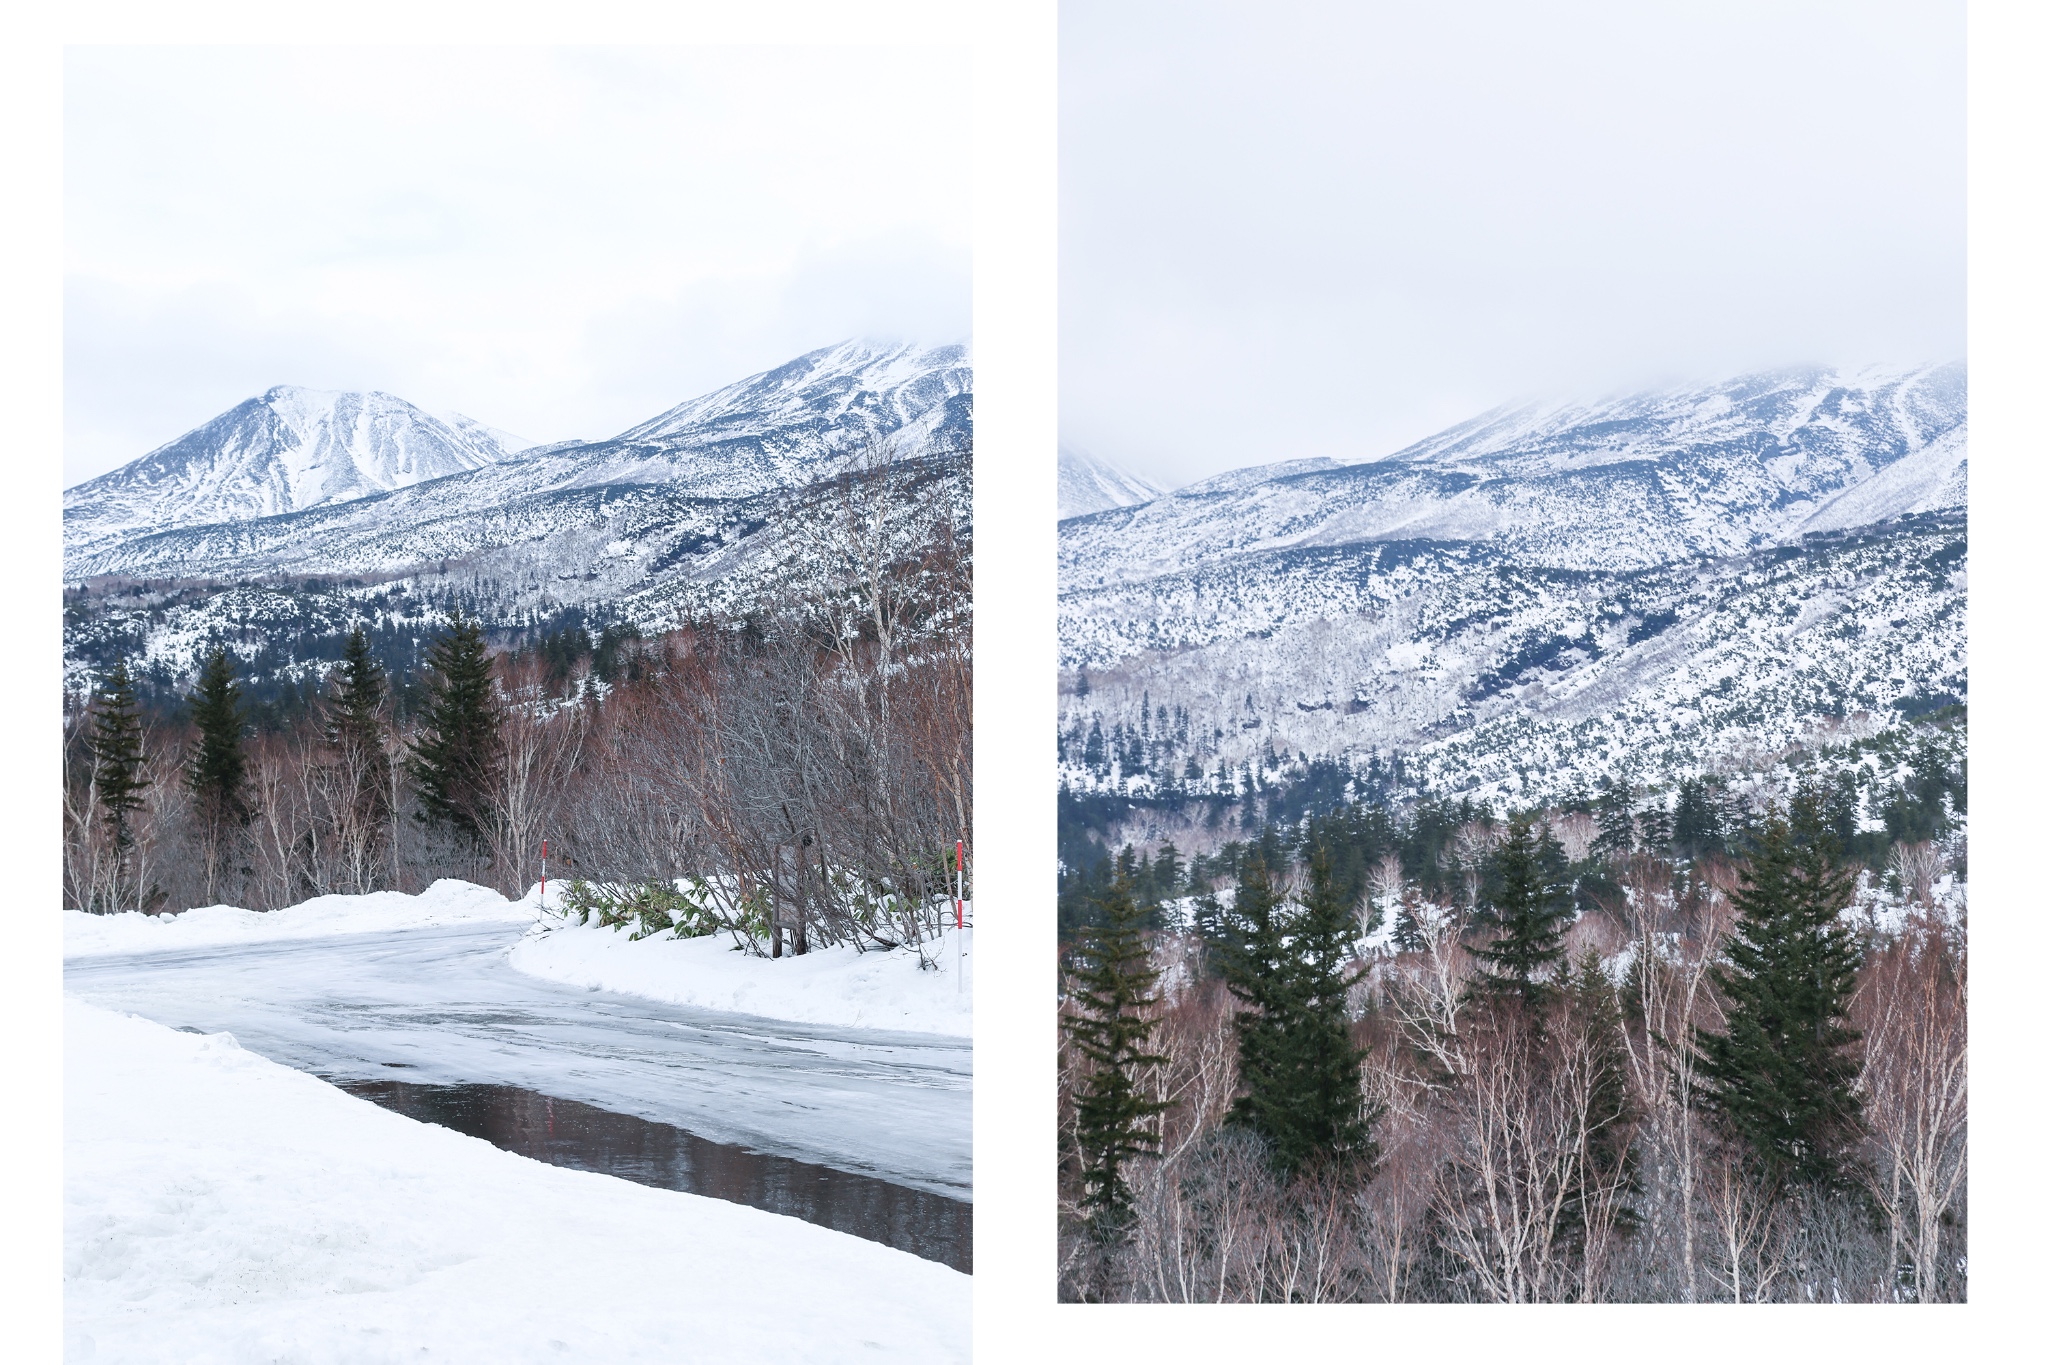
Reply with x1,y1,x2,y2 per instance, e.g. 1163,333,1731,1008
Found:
65,997,969,1364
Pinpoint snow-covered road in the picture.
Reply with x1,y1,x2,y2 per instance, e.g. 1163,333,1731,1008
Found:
64,919,971,1203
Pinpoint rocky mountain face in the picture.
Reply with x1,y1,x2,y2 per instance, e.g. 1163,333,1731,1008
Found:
1057,364,1966,806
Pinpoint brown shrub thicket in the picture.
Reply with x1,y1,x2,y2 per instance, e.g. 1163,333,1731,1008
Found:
62,446,972,959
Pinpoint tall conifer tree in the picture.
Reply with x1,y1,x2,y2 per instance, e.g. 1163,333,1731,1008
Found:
1471,817,1573,1009
1592,781,1637,861
328,628,391,799
1275,843,1377,1176
1217,851,1289,1149
325,625,394,886
328,627,388,749
1559,947,1640,1242
184,645,248,904
91,658,147,852
1692,794,1863,1187
406,613,503,843
186,645,248,826
1219,848,1377,1177
1064,872,1169,1226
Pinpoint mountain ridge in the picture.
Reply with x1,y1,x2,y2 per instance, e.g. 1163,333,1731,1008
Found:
1055,362,1967,805
1060,363,1964,594
63,339,972,584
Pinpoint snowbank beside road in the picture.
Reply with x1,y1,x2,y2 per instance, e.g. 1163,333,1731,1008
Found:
63,880,533,957
508,911,974,1038
64,996,969,1364
65,880,974,1038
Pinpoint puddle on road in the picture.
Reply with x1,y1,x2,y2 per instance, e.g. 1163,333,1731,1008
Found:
336,1078,971,1273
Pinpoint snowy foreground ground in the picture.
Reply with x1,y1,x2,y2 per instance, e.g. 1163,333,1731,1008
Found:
66,879,973,1038
66,997,969,1363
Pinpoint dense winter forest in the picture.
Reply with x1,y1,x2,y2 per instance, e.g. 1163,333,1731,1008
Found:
63,447,972,963
1056,732,1966,1302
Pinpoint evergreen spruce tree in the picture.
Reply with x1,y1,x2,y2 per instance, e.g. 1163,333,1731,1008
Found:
328,627,389,753
1637,802,1674,855
1277,843,1377,1175
1692,794,1863,1187
1470,816,1573,1009
1672,777,1725,861
186,645,248,827
1592,781,1636,861
1218,848,1377,1178
326,625,394,872
1064,872,1169,1227
406,613,504,845
1217,852,1288,1149
90,659,148,853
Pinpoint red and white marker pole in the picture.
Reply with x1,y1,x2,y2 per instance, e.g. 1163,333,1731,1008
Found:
541,839,548,900
954,838,965,994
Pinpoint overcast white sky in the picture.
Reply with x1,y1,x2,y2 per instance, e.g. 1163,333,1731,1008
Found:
1061,1,1966,489
64,45,970,486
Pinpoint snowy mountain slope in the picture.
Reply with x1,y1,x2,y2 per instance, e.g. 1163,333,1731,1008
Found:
1059,511,1964,805
436,411,542,456
402,339,972,512
1059,443,1166,519
1060,365,1965,588
62,450,970,703
1056,363,1966,804
64,340,972,584
63,387,526,561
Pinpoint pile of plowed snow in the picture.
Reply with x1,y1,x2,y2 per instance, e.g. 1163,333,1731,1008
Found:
507,904,973,1038
63,880,535,957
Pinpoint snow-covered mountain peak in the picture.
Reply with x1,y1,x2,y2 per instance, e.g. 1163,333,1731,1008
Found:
64,341,976,584
63,386,528,555
1059,362,1965,595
